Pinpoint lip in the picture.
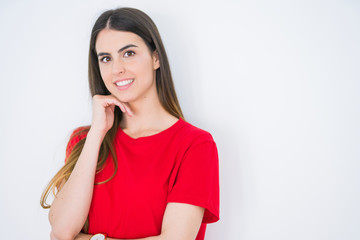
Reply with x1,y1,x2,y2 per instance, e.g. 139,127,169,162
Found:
113,78,134,91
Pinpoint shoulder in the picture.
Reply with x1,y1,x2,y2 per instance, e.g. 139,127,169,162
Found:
65,126,90,158
68,126,90,143
178,119,216,148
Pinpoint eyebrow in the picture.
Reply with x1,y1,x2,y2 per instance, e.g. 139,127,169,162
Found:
97,44,138,57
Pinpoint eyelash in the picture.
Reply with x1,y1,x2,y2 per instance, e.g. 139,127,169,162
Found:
124,50,135,57
100,56,111,63
100,51,136,63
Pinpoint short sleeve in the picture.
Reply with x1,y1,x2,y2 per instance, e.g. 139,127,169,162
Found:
65,126,89,163
167,133,220,223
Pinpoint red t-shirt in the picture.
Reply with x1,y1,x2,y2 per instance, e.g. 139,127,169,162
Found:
65,118,219,239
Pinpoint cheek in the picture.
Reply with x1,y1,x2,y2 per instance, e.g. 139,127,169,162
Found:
129,58,155,79
99,65,111,82
98,67,113,92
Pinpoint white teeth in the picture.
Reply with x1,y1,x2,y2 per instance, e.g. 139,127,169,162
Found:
115,79,134,87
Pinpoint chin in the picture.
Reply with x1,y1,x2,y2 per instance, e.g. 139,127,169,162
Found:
112,93,135,103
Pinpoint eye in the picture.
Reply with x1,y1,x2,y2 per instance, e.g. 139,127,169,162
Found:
100,56,111,63
124,51,135,57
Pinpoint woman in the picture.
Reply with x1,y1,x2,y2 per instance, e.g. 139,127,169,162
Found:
41,7,219,240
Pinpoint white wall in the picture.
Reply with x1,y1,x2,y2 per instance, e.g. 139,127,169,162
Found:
0,0,359,239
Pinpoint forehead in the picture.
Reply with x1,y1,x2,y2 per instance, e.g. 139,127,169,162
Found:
95,29,145,52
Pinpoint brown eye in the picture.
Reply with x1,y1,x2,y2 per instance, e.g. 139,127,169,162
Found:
100,56,111,63
124,51,135,57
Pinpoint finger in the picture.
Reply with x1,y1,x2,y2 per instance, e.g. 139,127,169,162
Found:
103,97,126,113
117,102,126,113
123,104,134,117
116,102,132,117
109,104,115,112
115,100,133,117
108,96,133,116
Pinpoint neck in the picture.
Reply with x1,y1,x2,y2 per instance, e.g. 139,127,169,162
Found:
120,92,176,132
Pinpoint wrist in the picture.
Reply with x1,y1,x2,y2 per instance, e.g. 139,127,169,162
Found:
88,127,107,139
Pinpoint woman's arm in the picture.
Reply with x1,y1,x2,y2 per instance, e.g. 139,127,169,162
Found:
49,95,132,240
49,129,106,240
74,202,204,240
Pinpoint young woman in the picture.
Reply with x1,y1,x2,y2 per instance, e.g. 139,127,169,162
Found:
41,7,219,240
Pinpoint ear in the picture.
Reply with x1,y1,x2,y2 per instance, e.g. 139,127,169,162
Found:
152,50,160,70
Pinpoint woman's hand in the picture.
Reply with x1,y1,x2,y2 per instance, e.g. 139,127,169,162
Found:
91,94,133,134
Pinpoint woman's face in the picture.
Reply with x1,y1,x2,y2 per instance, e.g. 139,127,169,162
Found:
95,29,160,103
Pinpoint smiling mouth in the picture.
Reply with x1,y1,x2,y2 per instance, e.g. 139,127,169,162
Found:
115,79,134,87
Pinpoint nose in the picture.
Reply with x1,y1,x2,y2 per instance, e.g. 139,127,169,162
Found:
112,58,125,75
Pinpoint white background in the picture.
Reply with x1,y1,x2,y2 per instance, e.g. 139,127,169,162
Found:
0,0,359,239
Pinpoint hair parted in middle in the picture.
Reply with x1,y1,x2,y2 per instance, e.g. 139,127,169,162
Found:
89,7,183,119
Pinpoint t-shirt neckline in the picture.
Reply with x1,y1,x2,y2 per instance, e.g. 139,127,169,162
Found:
117,117,184,143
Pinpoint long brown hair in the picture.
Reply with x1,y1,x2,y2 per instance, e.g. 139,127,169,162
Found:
40,7,184,230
